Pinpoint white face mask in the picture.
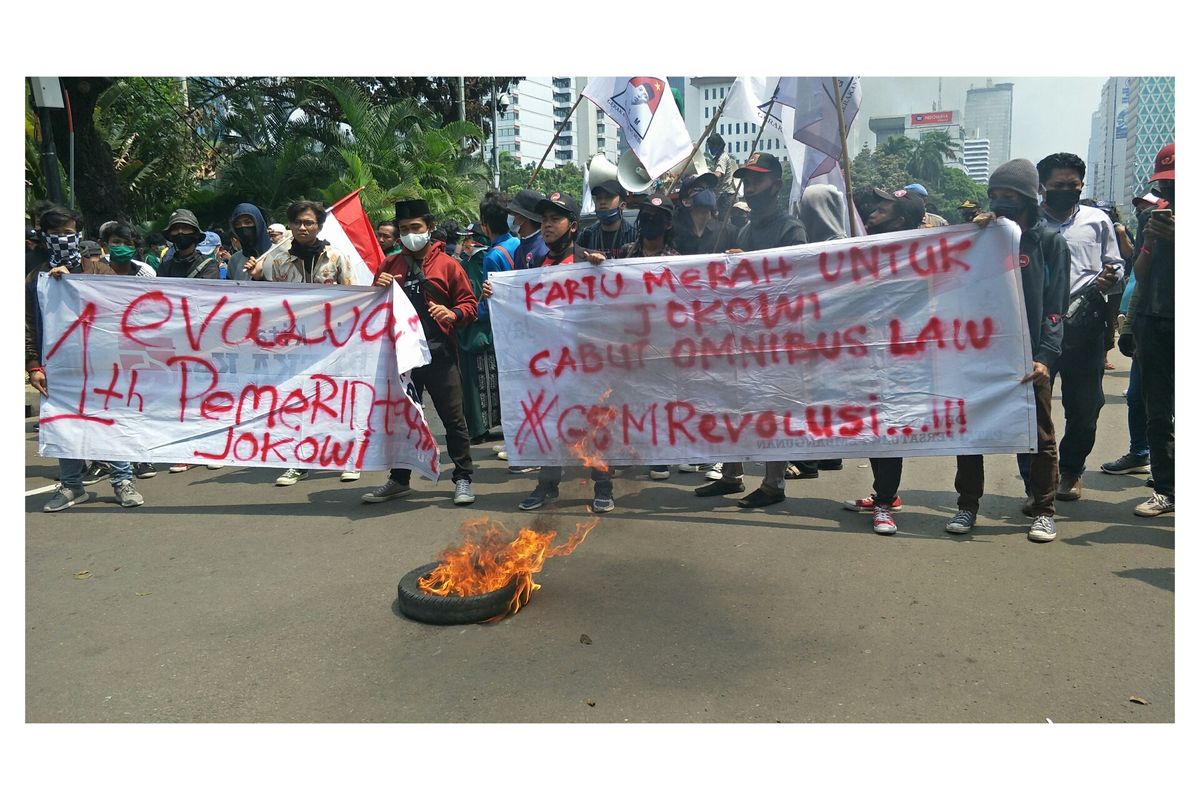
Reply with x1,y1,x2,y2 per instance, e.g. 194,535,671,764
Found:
507,214,519,233
400,232,430,253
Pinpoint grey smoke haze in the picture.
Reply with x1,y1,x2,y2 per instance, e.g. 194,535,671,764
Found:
849,76,1108,169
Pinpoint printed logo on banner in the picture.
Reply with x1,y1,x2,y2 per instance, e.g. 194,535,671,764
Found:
610,77,665,142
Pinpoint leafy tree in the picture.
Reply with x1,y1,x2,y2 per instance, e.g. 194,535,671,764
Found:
927,166,988,219
907,131,957,190
497,151,584,202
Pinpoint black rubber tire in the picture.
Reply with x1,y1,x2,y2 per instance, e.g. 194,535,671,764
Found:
396,562,521,625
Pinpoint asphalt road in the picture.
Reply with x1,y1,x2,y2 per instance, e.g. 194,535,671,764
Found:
25,351,1173,723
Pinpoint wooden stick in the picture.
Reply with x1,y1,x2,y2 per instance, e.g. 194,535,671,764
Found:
830,77,859,237
527,94,585,188
664,94,731,195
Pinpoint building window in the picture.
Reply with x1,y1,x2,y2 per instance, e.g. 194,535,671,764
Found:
705,107,710,119
720,87,726,98
705,88,710,101
719,124,725,135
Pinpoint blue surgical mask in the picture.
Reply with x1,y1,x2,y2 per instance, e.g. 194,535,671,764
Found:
506,214,518,233
597,207,622,224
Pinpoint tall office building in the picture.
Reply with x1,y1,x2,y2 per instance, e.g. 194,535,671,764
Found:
962,139,991,183
1123,76,1174,218
1085,77,1131,207
492,77,619,169
963,80,1013,172
682,77,792,165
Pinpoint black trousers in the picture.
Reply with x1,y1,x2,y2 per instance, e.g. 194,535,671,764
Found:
1134,315,1174,497
1053,328,1107,476
390,353,474,485
869,457,903,507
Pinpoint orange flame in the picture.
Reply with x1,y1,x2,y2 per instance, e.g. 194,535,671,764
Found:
417,516,600,617
566,388,616,471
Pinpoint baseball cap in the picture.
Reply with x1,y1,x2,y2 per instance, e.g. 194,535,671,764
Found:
691,189,718,210
958,199,980,209
639,193,675,216
80,240,102,258
197,231,221,255
731,201,751,213
1149,143,1175,181
733,152,782,179
535,191,581,220
903,183,929,197
682,172,719,197
267,223,286,235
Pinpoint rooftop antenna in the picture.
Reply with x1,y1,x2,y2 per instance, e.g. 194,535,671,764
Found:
938,77,943,111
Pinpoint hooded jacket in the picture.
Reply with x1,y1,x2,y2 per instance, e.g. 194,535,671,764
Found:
227,203,272,280
798,184,847,243
1020,220,1070,371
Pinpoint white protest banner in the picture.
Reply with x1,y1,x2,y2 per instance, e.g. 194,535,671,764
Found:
37,275,441,479
581,76,693,180
489,222,1036,466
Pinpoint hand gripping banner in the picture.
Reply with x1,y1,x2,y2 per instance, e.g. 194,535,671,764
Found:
37,275,441,479
488,222,1037,466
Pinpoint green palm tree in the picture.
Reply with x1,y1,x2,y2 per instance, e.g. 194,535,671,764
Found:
907,131,957,190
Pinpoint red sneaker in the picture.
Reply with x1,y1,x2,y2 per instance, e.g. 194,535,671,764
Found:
842,495,903,512
1104,359,1116,370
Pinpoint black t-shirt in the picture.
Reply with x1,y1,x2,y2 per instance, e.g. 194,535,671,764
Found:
401,255,453,359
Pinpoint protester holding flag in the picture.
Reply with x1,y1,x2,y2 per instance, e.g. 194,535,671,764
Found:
227,203,272,281
518,192,616,514
363,197,478,507
946,158,1069,541
706,134,738,218
695,152,806,509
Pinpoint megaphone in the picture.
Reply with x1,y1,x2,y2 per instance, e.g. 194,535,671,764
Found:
588,153,620,190
617,149,655,194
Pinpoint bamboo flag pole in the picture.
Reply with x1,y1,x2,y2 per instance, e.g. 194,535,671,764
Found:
663,94,731,195
829,77,860,237
527,94,585,188
715,92,778,249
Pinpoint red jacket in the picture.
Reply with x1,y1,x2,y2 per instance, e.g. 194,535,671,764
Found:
376,241,477,335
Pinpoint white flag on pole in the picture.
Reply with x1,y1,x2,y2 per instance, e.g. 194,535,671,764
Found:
781,77,861,161
581,76,693,179
727,76,809,208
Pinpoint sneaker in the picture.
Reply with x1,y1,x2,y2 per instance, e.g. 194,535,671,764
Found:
492,444,506,453
168,464,190,474
1134,493,1174,517
340,470,361,482
786,462,819,479
453,479,475,505
817,459,844,470
114,480,144,508
738,487,785,508
275,468,309,486
44,485,87,513
1056,473,1082,501
704,463,724,481
695,479,745,497
1104,359,1116,371
945,509,977,534
843,495,903,512
206,464,221,470
508,465,539,474
677,464,708,473
1100,453,1151,475
592,492,615,513
496,450,509,461
649,467,671,480
133,463,157,479
519,483,559,511
1028,515,1057,542
361,479,411,503
872,506,898,535
82,462,112,485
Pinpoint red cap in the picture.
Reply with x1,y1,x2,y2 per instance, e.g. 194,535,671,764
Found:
1149,143,1175,182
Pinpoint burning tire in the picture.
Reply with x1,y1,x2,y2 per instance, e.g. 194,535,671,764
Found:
396,562,521,625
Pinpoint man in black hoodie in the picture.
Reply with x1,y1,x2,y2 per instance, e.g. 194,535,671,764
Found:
156,209,221,280
227,203,273,281
945,158,1070,543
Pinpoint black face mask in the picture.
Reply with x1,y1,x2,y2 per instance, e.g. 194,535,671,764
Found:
1153,182,1174,205
168,232,203,251
639,216,668,240
546,224,576,258
1044,189,1081,213
989,198,1024,221
744,187,777,213
234,226,259,256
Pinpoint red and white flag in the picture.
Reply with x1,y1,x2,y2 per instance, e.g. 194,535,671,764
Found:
323,189,385,285
581,76,693,180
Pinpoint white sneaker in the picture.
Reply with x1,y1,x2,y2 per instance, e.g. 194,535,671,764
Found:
945,509,977,534
1134,493,1174,517
453,479,475,505
649,468,670,480
276,468,309,486
704,463,724,481
496,450,509,461
492,443,505,453
340,470,361,482
1028,515,1057,542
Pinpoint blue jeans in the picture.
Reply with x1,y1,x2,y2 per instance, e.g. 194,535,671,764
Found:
1127,357,1150,457
59,459,132,492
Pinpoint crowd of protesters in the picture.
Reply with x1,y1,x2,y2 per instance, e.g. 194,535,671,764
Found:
25,136,1175,544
